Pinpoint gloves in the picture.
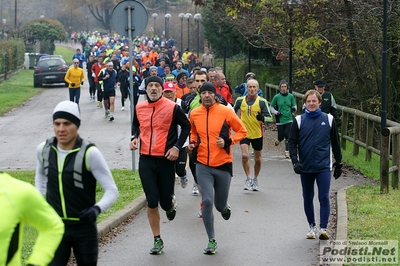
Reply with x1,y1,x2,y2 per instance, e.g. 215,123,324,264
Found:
256,113,265,122
79,205,101,223
333,162,343,179
70,83,75,87
293,161,303,174
81,81,84,85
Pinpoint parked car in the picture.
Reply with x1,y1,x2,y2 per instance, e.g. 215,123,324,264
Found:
33,56,68,87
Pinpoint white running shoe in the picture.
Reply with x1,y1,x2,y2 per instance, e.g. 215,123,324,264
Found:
306,225,317,239
243,177,252,190
252,178,259,191
192,183,199,195
319,228,329,240
121,106,125,111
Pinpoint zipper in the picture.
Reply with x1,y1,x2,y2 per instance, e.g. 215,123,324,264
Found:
149,106,155,154
206,108,210,166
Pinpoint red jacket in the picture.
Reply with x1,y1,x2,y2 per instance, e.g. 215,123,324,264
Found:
91,62,105,82
215,84,233,104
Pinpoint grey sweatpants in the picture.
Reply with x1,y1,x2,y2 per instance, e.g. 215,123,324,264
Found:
196,163,232,240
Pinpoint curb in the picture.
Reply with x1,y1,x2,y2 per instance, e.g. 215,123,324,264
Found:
335,185,353,266
97,194,147,238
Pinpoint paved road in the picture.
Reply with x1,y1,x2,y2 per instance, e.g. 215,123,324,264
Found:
0,69,366,266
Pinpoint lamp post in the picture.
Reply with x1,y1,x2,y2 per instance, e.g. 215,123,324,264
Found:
85,15,89,33
178,13,185,52
164,13,171,40
287,0,302,93
194,13,202,57
151,13,158,37
184,13,192,51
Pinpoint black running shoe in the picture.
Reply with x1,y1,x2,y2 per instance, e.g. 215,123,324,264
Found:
166,195,177,221
221,204,231,220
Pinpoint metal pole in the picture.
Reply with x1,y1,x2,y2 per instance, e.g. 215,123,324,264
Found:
187,18,190,51
14,0,17,28
381,0,388,131
180,18,183,52
289,13,293,93
196,21,199,56
127,5,136,172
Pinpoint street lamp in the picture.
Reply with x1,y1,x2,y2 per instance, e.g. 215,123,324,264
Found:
165,13,171,40
151,13,158,37
85,15,89,33
184,13,192,51
178,13,185,52
194,13,202,57
287,0,302,93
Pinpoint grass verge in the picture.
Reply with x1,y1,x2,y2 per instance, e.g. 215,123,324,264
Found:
342,141,400,264
5,169,143,262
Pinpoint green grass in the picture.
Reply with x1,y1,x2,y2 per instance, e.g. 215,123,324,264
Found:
0,70,41,114
54,45,76,65
5,169,143,262
341,140,380,182
341,141,399,265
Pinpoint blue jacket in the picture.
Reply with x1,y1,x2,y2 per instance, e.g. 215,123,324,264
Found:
288,110,342,173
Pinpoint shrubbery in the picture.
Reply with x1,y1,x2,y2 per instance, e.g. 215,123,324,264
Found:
0,38,25,73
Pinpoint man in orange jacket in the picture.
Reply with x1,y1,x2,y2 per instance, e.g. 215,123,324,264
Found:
186,82,247,255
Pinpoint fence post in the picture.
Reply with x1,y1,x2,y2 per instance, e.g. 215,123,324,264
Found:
353,115,361,155
366,118,374,161
392,133,400,189
341,112,349,150
381,128,390,193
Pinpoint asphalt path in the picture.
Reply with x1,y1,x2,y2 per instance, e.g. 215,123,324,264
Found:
0,64,367,266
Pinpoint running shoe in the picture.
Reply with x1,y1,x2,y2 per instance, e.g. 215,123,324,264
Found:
306,225,317,239
192,183,199,195
204,239,217,254
319,228,329,240
275,139,280,146
252,178,259,191
221,204,231,220
166,195,177,221
121,106,125,111
285,151,290,158
180,176,188,189
104,111,109,118
198,202,203,218
109,116,114,122
149,237,164,255
243,177,252,190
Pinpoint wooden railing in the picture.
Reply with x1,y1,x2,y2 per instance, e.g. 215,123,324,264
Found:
265,83,400,193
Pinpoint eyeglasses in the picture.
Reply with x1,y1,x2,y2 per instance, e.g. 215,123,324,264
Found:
73,62,79,64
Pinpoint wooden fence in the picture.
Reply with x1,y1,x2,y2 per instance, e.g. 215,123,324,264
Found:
265,83,400,193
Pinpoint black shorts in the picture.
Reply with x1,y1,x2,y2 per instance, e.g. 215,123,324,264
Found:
103,90,115,100
240,136,263,151
138,155,175,211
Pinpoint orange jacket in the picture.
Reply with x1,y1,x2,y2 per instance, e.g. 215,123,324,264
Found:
190,103,247,167
134,97,190,157
174,84,190,99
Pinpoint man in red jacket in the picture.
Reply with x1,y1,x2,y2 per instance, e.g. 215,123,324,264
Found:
91,56,105,108
214,73,232,105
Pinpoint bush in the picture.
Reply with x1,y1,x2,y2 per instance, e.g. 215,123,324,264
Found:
215,57,285,98
0,38,25,73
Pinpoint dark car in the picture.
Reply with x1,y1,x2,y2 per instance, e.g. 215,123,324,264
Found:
33,57,68,87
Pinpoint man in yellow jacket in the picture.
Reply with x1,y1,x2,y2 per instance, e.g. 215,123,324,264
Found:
65,59,85,104
0,172,64,266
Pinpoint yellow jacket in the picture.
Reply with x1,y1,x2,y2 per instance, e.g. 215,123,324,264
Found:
64,66,85,88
